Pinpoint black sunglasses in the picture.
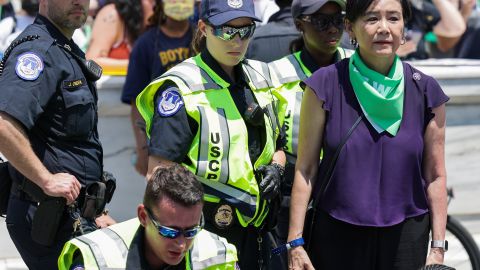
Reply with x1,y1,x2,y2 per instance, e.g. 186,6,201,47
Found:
145,207,204,239
301,12,345,32
208,23,256,41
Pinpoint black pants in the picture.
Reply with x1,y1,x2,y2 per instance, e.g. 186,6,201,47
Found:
6,194,74,270
204,203,273,270
309,210,430,270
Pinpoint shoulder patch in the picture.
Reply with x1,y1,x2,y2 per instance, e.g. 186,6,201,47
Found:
15,52,44,80
157,88,184,117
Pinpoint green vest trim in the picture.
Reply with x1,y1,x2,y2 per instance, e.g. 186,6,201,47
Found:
270,48,352,157
58,219,237,270
136,55,286,227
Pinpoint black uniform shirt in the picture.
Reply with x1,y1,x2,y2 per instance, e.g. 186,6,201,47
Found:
149,49,284,164
0,15,103,186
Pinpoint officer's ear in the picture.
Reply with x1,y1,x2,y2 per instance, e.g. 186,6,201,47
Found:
198,19,207,37
294,18,304,33
138,204,148,227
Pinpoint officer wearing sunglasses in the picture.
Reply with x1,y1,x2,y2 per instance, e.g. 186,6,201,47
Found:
136,0,288,269
267,0,352,268
59,164,238,270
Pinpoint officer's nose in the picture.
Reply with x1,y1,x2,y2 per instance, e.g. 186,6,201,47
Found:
174,235,187,249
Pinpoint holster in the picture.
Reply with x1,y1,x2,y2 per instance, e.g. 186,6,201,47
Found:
31,196,66,246
16,177,67,246
0,158,12,217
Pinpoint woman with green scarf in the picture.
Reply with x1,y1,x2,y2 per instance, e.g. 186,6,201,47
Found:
287,0,449,269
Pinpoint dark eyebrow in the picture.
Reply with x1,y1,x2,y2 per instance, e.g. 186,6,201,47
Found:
364,10,402,16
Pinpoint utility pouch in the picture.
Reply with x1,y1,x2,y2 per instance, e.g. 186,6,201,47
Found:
0,158,12,217
102,171,116,204
243,101,265,127
79,171,116,221
81,182,106,220
31,197,66,246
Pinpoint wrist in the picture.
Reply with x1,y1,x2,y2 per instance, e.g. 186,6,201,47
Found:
38,170,52,189
431,240,448,252
272,237,304,255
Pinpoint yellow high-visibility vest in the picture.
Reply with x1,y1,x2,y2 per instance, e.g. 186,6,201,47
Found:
136,55,287,227
269,48,353,158
58,218,238,270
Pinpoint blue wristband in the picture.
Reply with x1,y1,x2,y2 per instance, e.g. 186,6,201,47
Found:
272,237,305,255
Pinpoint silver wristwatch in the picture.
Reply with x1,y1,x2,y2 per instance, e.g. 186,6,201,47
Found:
431,240,448,252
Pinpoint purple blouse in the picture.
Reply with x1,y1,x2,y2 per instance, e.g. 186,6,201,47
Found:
304,59,449,227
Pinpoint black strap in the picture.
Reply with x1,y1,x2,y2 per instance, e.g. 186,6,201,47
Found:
311,115,363,208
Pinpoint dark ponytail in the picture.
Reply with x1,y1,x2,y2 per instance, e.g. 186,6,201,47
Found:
192,27,206,54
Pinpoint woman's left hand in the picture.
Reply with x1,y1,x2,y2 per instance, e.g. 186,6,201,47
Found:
426,248,445,265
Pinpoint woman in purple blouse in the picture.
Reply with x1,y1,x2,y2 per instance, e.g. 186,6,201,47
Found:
287,0,449,269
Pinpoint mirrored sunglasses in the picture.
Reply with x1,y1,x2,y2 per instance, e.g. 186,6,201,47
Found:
301,12,345,32
209,23,256,41
145,207,204,239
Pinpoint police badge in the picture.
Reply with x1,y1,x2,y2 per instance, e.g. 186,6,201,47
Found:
228,0,243,9
214,204,234,229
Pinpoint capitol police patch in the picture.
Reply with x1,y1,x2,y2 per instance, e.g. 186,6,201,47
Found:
157,88,184,117
228,0,243,8
15,52,44,80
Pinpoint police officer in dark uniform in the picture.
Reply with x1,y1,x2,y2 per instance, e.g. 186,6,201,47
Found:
0,0,113,269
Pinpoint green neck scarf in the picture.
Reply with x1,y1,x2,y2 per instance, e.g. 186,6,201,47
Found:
349,50,404,136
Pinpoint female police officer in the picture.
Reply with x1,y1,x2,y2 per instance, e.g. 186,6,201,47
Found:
136,0,287,269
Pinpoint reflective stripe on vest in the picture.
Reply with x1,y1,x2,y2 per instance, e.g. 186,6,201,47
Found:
270,52,307,87
190,230,237,269
58,219,138,270
136,55,286,227
58,219,238,270
269,48,352,157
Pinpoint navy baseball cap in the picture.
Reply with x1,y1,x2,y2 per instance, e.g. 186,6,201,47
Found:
200,0,261,26
292,0,346,18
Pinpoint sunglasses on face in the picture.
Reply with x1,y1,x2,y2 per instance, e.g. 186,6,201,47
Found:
145,207,204,239
301,12,345,32
209,23,256,41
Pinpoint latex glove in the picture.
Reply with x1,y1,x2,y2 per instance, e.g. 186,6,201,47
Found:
257,163,284,200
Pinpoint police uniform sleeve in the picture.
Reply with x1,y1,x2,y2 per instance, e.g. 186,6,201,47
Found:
148,83,196,163
0,46,57,130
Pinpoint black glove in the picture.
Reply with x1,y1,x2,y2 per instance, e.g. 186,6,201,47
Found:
257,163,284,200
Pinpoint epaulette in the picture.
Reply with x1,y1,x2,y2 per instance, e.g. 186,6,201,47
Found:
0,35,40,76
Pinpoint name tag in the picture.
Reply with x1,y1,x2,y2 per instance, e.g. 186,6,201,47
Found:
63,78,86,89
